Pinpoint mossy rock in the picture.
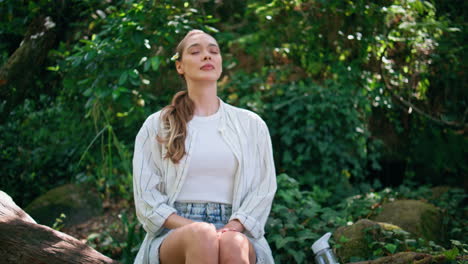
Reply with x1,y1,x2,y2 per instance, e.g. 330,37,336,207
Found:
333,219,379,263
25,183,102,228
371,199,443,243
333,219,408,263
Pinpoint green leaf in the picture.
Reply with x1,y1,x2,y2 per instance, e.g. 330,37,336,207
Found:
292,251,305,263
71,56,82,67
84,50,97,61
143,60,151,72
443,247,459,261
83,88,93,97
275,236,295,249
87,233,100,241
339,235,350,243
119,71,128,85
112,88,121,100
46,65,59,71
384,243,397,254
151,56,161,71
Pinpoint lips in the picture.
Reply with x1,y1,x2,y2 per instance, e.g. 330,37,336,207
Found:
200,63,214,70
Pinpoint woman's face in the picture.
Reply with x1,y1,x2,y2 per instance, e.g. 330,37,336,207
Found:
176,33,222,82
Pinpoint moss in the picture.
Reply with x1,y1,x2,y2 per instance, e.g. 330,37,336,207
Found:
377,222,401,231
334,219,379,263
24,183,102,227
371,200,443,243
333,219,410,263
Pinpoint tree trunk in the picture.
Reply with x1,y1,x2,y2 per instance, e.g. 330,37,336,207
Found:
0,191,120,264
0,15,57,116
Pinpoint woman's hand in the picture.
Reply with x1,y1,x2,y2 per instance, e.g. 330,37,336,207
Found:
216,219,245,237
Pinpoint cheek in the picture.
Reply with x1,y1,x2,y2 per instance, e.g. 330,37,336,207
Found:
215,56,222,67
185,60,198,71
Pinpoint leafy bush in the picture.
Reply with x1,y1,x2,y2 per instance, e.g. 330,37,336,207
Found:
0,96,89,206
219,70,382,191
266,174,467,263
51,0,223,198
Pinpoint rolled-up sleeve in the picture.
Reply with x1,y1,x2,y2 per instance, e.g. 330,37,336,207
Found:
133,114,176,235
230,118,277,239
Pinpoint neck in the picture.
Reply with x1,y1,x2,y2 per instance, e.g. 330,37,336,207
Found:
186,80,219,116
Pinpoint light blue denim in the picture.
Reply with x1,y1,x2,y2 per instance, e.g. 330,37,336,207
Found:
151,202,265,264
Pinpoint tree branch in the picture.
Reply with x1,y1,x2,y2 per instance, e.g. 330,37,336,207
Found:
378,47,467,129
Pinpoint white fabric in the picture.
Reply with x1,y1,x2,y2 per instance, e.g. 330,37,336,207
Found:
176,110,237,205
132,98,277,264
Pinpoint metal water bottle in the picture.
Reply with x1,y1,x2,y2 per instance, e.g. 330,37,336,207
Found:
311,232,340,264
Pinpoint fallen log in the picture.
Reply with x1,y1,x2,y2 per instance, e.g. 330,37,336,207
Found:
0,191,120,264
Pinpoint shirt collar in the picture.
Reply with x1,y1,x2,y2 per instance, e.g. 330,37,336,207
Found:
217,97,227,133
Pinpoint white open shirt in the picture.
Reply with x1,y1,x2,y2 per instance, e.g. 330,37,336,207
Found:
133,99,277,264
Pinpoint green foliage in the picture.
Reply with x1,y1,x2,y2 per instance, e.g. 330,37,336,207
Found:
395,185,468,242
403,119,468,186
233,0,466,186
2,0,464,201
266,174,378,263
59,0,221,116
220,70,382,190
267,174,467,263
363,226,468,263
0,0,466,262
0,95,89,206
86,210,145,264
266,174,334,263
50,0,225,198
52,213,67,231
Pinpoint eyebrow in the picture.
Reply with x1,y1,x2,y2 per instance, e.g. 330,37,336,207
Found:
187,43,219,49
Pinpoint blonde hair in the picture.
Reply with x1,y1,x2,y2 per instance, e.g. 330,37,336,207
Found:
157,30,216,163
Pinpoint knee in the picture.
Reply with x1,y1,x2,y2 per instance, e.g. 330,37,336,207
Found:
219,232,250,263
185,222,219,250
188,222,218,239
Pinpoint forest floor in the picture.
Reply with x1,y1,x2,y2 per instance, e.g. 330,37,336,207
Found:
61,197,135,257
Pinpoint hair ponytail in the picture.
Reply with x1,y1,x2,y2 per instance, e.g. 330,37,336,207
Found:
157,91,194,163
157,29,211,163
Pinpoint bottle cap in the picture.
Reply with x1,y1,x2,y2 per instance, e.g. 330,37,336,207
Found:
311,232,332,254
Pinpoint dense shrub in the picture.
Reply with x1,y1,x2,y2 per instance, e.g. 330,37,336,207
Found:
219,71,381,189
266,174,467,263
0,96,89,206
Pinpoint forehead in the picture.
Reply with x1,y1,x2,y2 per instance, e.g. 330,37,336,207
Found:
184,33,218,49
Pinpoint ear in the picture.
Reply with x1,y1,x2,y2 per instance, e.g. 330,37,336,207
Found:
175,60,184,75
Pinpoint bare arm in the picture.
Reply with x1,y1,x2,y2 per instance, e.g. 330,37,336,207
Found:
163,213,195,229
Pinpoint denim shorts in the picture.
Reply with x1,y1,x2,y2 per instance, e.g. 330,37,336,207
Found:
174,202,232,228
150,202,265,264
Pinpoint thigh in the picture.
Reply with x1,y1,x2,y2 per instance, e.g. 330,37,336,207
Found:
158,227,188,264
159,222,219,264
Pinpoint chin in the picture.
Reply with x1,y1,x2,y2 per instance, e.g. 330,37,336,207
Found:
194,74,221,82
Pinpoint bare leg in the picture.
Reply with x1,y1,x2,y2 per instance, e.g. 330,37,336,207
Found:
159,222,219,264
219,231,256,264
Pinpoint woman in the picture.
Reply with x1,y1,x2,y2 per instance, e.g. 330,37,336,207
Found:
133,29,277,264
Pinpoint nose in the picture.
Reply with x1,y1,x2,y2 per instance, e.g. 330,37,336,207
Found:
202,50,211,60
